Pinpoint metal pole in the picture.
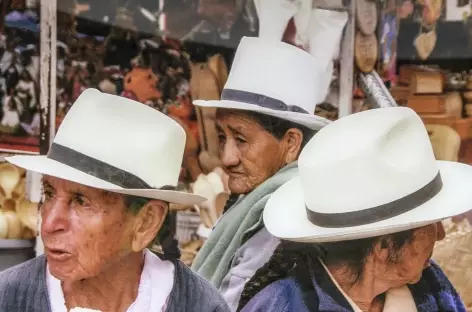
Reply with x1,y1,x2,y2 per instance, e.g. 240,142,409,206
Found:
39,0,57,155
35,0,57,257
338,0,356,118
49,0,57,146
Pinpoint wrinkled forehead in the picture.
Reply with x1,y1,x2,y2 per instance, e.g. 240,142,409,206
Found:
42,175,122,202
215,108,253,121
215,109,266,133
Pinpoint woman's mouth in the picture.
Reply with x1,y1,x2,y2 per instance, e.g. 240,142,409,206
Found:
46,248,73,262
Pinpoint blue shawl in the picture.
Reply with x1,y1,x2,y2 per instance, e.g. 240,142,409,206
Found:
241,259,465,312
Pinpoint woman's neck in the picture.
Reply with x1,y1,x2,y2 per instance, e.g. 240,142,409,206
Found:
326,261,390,312
62,251,144,312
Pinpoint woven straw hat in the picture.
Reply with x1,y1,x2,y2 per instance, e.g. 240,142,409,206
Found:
0,163,21,198
415,30,437,60
207,54,228,93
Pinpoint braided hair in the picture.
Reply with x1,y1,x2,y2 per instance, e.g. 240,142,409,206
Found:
237,241,320,311
237,229,414,311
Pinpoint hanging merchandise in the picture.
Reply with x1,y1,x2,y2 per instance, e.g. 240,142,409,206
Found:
413,0,442,59
356,0,378,35
423,0,443,26
292,0,313,48
207,54,228,93
242,0,258,33
445,0,470,20
354,0,379,74
355,32,379,73
414,27,437,60
190,59,224,173
122,67,161,103
380,7,399,83
197,0,245,40
254,0,311,41
307,9,348,104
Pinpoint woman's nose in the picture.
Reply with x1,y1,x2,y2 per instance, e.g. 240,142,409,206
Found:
220,140,240,168
41,200,69,234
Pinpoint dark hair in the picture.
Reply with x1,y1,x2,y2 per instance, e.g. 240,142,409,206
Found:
217,109,316,149
124,195,180,260
247,111,316,149
237,230,414,311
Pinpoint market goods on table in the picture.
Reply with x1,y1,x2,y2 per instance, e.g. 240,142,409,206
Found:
0,162,38,240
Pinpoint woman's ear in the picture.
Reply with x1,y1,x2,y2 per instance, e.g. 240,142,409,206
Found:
372,237,390,264
283,128,304,164
131,200,168,252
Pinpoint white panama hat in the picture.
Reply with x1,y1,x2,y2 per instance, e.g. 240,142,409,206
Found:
193,36,331,131
264,107,472,243
6,89,205,206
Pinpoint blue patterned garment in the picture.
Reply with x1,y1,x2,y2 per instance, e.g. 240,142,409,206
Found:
241,260,466,312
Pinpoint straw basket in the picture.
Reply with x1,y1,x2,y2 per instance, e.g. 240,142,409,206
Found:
425,124,461,162
433,219,472,311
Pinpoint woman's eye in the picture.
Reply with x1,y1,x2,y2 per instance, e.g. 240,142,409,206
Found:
236,136,247,144
43,190,53,200
217,133,226,144
72,193,88,206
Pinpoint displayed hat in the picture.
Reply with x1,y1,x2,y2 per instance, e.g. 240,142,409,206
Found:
207,54,228,93
263,107,472,242
0,163,21,198
98,79,117,95
253,0,301,41
194,36,331,130
57,41,69,54
6,89,205,205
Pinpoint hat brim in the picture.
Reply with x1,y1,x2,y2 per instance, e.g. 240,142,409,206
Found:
264,160,472,243
6,155,206,206
194,99,331,131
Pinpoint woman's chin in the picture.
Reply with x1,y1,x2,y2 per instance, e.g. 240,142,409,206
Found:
228,177,254,195
49,265,78,282
48,259,83,282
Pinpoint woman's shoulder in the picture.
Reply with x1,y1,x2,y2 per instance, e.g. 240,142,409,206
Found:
0,256,49,310
241,277,310,312
0,255,46,287
170,260,231,312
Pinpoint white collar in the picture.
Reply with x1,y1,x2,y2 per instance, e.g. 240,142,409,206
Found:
319,259,417,312
46,249,175,312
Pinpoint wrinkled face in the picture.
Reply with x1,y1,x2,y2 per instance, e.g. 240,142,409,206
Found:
380,222,445,286
215,110,289,194
41,176,136,282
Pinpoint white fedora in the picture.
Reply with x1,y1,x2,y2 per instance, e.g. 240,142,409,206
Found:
193,36,331,131
6,89,205,205
264,107,472,243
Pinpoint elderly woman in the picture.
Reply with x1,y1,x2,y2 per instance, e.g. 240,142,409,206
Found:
238,107,472,312
0,89,230,312
191,36,332,311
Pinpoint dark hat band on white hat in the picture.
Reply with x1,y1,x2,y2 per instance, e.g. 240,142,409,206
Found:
306,172,443,228
221,88,310,114
48,143,175,191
